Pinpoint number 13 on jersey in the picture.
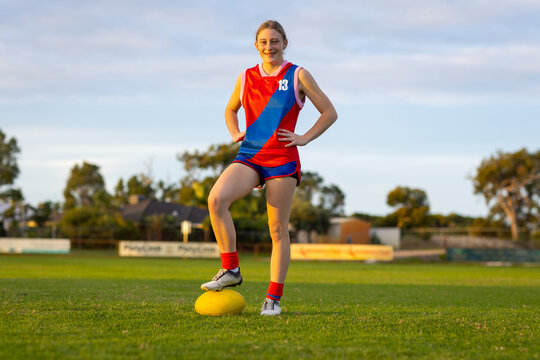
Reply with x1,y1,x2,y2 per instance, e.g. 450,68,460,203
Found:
278,79,288,91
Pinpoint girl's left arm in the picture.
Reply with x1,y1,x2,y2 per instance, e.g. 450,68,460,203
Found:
278,69,338,147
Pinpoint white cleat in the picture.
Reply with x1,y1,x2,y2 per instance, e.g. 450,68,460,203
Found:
260,298,281,316
201,268,242,291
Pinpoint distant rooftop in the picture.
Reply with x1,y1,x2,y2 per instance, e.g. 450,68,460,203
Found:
122,199,208,225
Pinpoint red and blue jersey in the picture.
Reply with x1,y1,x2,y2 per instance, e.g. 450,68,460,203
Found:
237,61,305,169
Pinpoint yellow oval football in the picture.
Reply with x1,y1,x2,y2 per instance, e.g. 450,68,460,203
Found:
195,289,246,316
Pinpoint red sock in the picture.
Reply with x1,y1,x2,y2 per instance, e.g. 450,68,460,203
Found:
220,251,239,270
266,281,284,301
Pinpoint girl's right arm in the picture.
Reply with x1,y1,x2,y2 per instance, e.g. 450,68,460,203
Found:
224,73,245,143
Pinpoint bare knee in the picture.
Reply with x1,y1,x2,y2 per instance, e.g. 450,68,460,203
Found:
268,220,289,242
208,190,230,215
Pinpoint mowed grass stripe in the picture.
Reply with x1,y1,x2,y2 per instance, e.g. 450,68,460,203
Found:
0,254,538,359
1,254,538,286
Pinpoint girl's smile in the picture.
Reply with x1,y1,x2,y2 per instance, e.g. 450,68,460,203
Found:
256,28,287,68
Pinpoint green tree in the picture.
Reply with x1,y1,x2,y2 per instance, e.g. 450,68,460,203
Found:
113,179,128,207
176,142,346,237
178,177,216,207
0,129,24,234
351,212,381,223
430,213,478,227
156,180,178,202
177,142,267,233
290,194,331,233
62,161,110,239
298,171,323,203
177,142,241,207
60,206,102,238
0,129,23,201
63,161,106,209
289,172,345,233
351,212,400,227
61,161,146,240
177,143,240,207
472,148,540,241
179,143,240,180
126,174,155,199
60,205,141,240
319,184,346,216
114,173,177,206
31,201,60,227
386,186,430,228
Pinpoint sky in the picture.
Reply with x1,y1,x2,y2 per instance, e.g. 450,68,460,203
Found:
1,0,540,216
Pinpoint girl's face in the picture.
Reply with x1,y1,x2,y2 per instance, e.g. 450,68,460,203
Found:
255,28,287,65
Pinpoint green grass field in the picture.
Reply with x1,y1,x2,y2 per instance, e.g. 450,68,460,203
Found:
1,252,539,359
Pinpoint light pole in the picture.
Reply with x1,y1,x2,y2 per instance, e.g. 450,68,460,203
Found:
182,220,192,243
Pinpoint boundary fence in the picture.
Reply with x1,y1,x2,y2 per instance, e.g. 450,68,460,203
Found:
403,227,538,249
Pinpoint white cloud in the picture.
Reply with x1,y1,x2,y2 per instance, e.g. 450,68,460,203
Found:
1,0,539,106
311,44,540,105
3,42,540,106
2,0,539,216
38,31,169,53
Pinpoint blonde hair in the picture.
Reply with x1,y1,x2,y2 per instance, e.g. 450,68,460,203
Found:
256,20,287,43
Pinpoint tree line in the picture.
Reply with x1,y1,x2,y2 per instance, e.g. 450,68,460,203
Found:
0,131,345,241
0,127,539,242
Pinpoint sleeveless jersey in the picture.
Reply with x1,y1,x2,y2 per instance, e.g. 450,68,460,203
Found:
238,61,305,167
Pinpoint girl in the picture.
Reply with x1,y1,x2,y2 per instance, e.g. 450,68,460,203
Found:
201,20,337,315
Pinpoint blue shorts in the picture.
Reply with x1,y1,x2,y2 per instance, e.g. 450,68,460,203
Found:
233,154,300,187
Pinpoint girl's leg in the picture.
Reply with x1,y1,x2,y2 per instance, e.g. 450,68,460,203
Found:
208,163,260,253
265,176,297,284
201,163,260,291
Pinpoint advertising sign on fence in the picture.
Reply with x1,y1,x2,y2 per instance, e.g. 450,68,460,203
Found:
291,243,393,261
0,238,70,254
447,248,540,263
118,241,219,258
